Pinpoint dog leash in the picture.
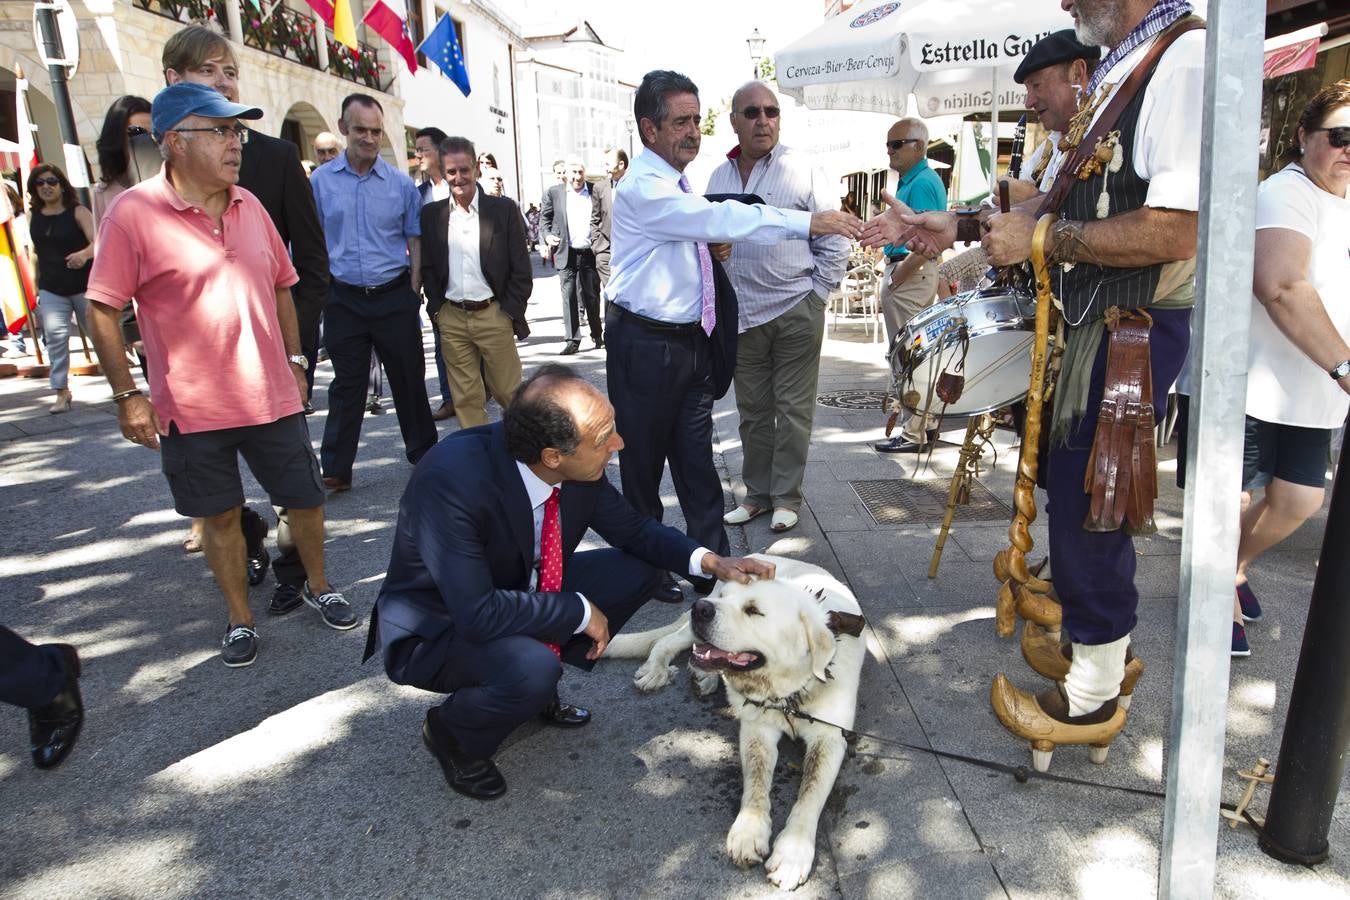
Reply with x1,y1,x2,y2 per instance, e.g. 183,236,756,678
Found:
743,697,1308,861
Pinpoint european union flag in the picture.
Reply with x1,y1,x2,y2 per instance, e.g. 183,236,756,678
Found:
418,13,470,97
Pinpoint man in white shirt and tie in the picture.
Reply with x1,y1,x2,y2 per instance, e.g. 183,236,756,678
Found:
419,136,532,427
542,158,602,354
603,69,861,602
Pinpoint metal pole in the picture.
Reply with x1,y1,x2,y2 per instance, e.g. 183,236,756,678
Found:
33,3,88,208
1259,437,1350,864
1159,0,1264,896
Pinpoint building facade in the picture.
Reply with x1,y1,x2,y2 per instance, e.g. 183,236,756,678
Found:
514,20,636,204
396,0,525,199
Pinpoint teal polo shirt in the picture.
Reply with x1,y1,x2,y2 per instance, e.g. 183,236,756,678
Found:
885,157,947,259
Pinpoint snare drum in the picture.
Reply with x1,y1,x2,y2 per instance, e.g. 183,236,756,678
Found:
890,287,1036,418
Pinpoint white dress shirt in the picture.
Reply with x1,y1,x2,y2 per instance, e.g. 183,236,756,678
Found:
565,185,592,250
514,460,716,630
515,461,592,634
446,193,495,302
603,149,812,323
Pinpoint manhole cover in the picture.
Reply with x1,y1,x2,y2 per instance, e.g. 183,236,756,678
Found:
817,389,889,410
850,478,1011,525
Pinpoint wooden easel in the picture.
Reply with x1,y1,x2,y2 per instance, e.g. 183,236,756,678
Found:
928,413,998,578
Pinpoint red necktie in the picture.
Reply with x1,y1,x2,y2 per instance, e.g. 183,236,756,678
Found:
540,487,563,658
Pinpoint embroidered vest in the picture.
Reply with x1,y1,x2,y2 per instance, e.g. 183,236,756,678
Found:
1055,84,1161,326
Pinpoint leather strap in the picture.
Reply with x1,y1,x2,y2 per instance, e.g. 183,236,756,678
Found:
1036,15,1205,220
1084,309,1156,533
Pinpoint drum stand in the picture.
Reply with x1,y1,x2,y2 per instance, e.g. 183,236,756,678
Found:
928,413,998,578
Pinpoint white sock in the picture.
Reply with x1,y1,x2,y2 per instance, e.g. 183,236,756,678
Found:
1063,635,1129,717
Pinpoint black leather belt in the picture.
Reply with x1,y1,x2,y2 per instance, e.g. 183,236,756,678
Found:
610,303,701,333
334,270,410,295
444,298,494,311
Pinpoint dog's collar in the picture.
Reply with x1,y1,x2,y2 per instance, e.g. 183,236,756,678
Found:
827,610,865,637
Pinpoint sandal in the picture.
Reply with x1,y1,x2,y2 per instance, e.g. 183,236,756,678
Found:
770,508,799,532
182,532,204,553
723,504,766,525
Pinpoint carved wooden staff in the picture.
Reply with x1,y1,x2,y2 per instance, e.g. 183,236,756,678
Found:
993,215,1061,638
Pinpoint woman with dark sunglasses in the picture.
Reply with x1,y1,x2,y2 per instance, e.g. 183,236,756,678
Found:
92,95,153,226
1233,80,1350,657
26,164,95,414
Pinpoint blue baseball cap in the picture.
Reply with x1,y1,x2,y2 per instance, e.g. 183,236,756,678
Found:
151,82,263,141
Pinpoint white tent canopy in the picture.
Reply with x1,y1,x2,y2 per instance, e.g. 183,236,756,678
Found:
776,0,1073,119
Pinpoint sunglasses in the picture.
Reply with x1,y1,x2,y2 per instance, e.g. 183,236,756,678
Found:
1314,126,1350,149
738,105,780,120
170,124,250,143
33,176,60,187
887,138,923,151
127,125,148,138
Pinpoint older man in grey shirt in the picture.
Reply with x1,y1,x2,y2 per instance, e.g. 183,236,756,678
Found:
706,82,850,533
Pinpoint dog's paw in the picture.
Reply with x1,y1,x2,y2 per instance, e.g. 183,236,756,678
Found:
765,831,816,890
689,666,720,697
633,662,676,692
725,811,772,868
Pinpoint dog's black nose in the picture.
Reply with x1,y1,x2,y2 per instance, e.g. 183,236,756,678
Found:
691,598,715,623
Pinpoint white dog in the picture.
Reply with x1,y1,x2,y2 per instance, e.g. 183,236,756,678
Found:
605,555,866,890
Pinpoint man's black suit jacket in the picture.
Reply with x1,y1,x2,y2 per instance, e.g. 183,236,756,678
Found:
539,182,599,270
419,192,533,338
589,179,614,283
366,422,700,682
239,129,329,355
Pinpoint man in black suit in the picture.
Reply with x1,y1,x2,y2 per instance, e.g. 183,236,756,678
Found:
420,136,531,428
589,147,626,290
365,364,775,799
540,159,602,354
162,25,330,618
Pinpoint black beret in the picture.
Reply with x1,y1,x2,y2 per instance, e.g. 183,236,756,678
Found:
1014,30,1102,84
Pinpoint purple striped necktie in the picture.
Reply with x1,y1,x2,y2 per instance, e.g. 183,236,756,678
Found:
677,174,716,335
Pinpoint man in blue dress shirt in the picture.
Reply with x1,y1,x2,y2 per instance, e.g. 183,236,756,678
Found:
602,70,861,601
310,93,437,491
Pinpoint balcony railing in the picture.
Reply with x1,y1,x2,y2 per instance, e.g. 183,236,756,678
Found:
133,0,390,92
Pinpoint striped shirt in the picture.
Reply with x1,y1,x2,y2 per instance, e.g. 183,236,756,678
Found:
706,144,850,332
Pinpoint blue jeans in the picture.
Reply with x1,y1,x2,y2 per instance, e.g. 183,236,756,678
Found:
39,290,89,391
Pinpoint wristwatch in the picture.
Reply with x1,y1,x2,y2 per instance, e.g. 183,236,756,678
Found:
287,354,308,369
1329,359,1350,380
954,207,983,244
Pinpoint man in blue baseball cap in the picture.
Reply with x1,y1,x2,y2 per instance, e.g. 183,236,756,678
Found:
84,80,356,668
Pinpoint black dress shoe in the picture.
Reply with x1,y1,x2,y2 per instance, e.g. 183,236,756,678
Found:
652,573,684,604
247,543,270,587
29,645,83,770
560,340,581,356
539,698,591,727
422,712,506,800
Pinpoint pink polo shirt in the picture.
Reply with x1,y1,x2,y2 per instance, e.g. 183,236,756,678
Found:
86,171,301,434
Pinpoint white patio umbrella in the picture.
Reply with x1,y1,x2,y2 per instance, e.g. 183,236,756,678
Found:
776,0,1074,193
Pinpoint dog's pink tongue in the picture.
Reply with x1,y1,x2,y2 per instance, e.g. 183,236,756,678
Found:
694,644,755,665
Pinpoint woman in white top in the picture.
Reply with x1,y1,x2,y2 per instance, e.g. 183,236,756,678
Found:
1234,80,1350,656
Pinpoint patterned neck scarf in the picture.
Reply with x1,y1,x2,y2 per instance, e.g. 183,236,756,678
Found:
1085,0,1194,95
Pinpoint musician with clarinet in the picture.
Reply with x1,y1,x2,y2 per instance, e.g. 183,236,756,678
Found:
863,0,1204,771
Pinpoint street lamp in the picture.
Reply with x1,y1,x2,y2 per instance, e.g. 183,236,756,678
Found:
746,27,765,79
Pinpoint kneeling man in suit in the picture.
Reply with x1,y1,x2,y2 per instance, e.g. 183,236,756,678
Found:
365,363,775,799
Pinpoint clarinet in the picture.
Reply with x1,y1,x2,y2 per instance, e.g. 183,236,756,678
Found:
1007,113,1027,181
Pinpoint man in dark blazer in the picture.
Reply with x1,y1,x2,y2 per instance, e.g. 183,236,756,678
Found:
162,24,330,618
365,364,775,799
419,136,531,428
589,147,627,288
540,160,602,354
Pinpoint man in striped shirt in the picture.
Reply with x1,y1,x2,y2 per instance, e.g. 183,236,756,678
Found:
706,82,851,533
